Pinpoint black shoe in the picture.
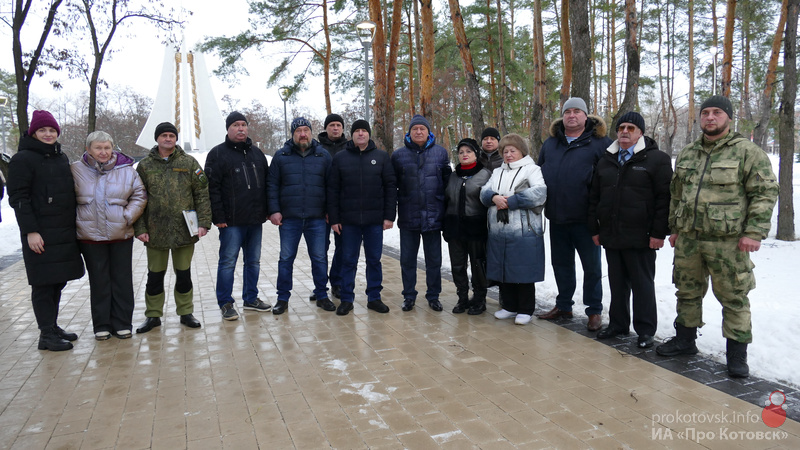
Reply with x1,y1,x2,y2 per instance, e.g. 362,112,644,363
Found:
656,324,698,356
272,300,289,315
452,301,468,314
467,301,486,315
726,339,750,378
428,299,443,312
597,326,630,339
331,286,341,299
38,327,73,351
637,335,655,348
54,325,78,341
401,298,415,311
367,299,390,313
336,302,354,316
180,314,201,328
309,294,317,302
136,317,161,334
316,297,336,311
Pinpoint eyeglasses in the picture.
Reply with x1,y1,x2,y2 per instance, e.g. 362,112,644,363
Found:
617,125,638,132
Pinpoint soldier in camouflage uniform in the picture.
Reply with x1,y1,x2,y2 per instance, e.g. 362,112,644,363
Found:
133,122,212,333
656,96,778,378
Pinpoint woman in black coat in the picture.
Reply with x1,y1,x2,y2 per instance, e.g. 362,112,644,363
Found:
7,110,85,351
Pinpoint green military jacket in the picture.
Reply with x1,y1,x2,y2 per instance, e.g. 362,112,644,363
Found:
133,145,212,249
669,130,778,241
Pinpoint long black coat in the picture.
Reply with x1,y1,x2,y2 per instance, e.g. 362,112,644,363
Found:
7,135,85,285
587,135,673,249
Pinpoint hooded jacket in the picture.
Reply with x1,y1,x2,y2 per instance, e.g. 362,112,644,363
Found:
72,151,147,242
267,138,331,219
588,135,672,249
133,145,212,249
205,136,269,226
317,131,348,157
327,139,396,226
538,115,612,224
391,132,452,232
8,135,85,285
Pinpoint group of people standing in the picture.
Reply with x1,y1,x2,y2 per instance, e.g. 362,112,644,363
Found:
6,93,778,379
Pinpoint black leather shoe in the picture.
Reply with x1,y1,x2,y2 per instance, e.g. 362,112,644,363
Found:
54,325,78,341
180,314,201,328
428,300,443,312
336,302,354,316
331,286,341,299
136,317,161,334
367,299,390,313
401,298,415,311
316,297,336,311
309,294,317,302
637,335,655,348
272,300,288,315
597,326,630,339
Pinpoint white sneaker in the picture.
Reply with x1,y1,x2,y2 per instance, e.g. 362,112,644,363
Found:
116,329,132,339
95,331,111,341
515,314,532,325
494,309,518,320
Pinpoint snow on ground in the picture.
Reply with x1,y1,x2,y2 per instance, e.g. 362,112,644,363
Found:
0,152,798,388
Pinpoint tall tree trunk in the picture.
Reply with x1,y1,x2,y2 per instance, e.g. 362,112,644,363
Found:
486,0,498,126
419,0,435,118
686,0,696,145
569,0,591,102
559,0,572,105
413,0,423,108
383,0,404,151
611,0,639,141
777,0,798,241
406,7,416,117
530,0,547,158
721,0,737,97
609,1,618,113
369,0,388,149
712,0,720,95
753,0,788,149
496,0,509,133
447,0,485,140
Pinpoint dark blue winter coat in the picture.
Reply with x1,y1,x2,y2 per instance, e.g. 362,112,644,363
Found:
267,138,331,220
391,133,451,232
327,140,396,226
537,115,611,224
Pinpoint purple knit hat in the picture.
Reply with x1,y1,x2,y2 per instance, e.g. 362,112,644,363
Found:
28,110,61,137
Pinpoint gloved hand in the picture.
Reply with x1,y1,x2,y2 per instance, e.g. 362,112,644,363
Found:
496,209,509,224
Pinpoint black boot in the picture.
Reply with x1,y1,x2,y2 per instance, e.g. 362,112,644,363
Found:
656,323,699,356
38,327,73,351
54,325,78,341
452,295,469,314
726,339,749,378
467,296,486,315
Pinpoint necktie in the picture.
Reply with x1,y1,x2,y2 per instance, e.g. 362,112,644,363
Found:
619,148,630,165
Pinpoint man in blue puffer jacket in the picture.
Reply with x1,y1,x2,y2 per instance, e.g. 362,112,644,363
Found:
267,117,333,315
391,115,452,312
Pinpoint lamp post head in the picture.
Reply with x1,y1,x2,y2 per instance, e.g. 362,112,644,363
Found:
0,96,8,107
278,87,291,102
356,20,376,48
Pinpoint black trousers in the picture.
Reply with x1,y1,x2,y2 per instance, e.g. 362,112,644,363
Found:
80,239,135,333
31,282,67,330
605,248,657,336
499,283,536,315
448,238,488,301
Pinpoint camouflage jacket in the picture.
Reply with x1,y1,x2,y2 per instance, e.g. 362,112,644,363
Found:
133,145,212,249
669,130,778,241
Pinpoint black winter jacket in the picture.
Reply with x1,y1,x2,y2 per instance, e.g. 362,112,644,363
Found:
538,115,611,224
7,135,85,286
267,138,331,219
587,135,673,249
328,140,396,226
318,132,348,157
443,163,491,242
205,136,269,226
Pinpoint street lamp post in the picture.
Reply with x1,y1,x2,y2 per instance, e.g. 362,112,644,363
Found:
278,87,291,139
356,20,376,123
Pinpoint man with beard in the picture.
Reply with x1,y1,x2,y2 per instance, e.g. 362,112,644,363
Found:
656,96,778,379
267,117,334,315
318,113,347,300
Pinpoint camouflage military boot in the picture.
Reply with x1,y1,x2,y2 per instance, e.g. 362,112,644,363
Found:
726,339,749,378
656,323,699,356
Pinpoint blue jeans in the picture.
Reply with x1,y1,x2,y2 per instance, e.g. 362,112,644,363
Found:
276,218,328,302
399,229,442,301
339,224,384,303
216,224,263,307
326,224,343,288
549,222,603,315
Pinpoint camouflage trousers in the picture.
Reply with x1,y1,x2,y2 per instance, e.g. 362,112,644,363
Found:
672,234,756,343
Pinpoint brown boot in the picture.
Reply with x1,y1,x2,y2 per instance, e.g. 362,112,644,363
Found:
536,306,573,320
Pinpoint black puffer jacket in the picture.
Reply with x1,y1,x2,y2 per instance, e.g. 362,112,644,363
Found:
205,136,269,226
7,135,85,286
327,140,396,226
443,162,491,242
588,135,673,249
318,132,348,157
267,138,331,219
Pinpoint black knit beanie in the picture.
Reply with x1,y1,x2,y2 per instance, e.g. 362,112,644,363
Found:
700,95,734,119
324,113,344,129
226,111,248,129
481,127,500,141
616,111,646,134
351,119,371,136
154,122,178,140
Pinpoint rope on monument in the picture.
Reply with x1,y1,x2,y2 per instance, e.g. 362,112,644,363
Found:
188,52,201,139
174,52,182,134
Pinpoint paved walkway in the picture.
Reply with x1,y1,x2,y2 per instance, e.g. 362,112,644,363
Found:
0,225,798,449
